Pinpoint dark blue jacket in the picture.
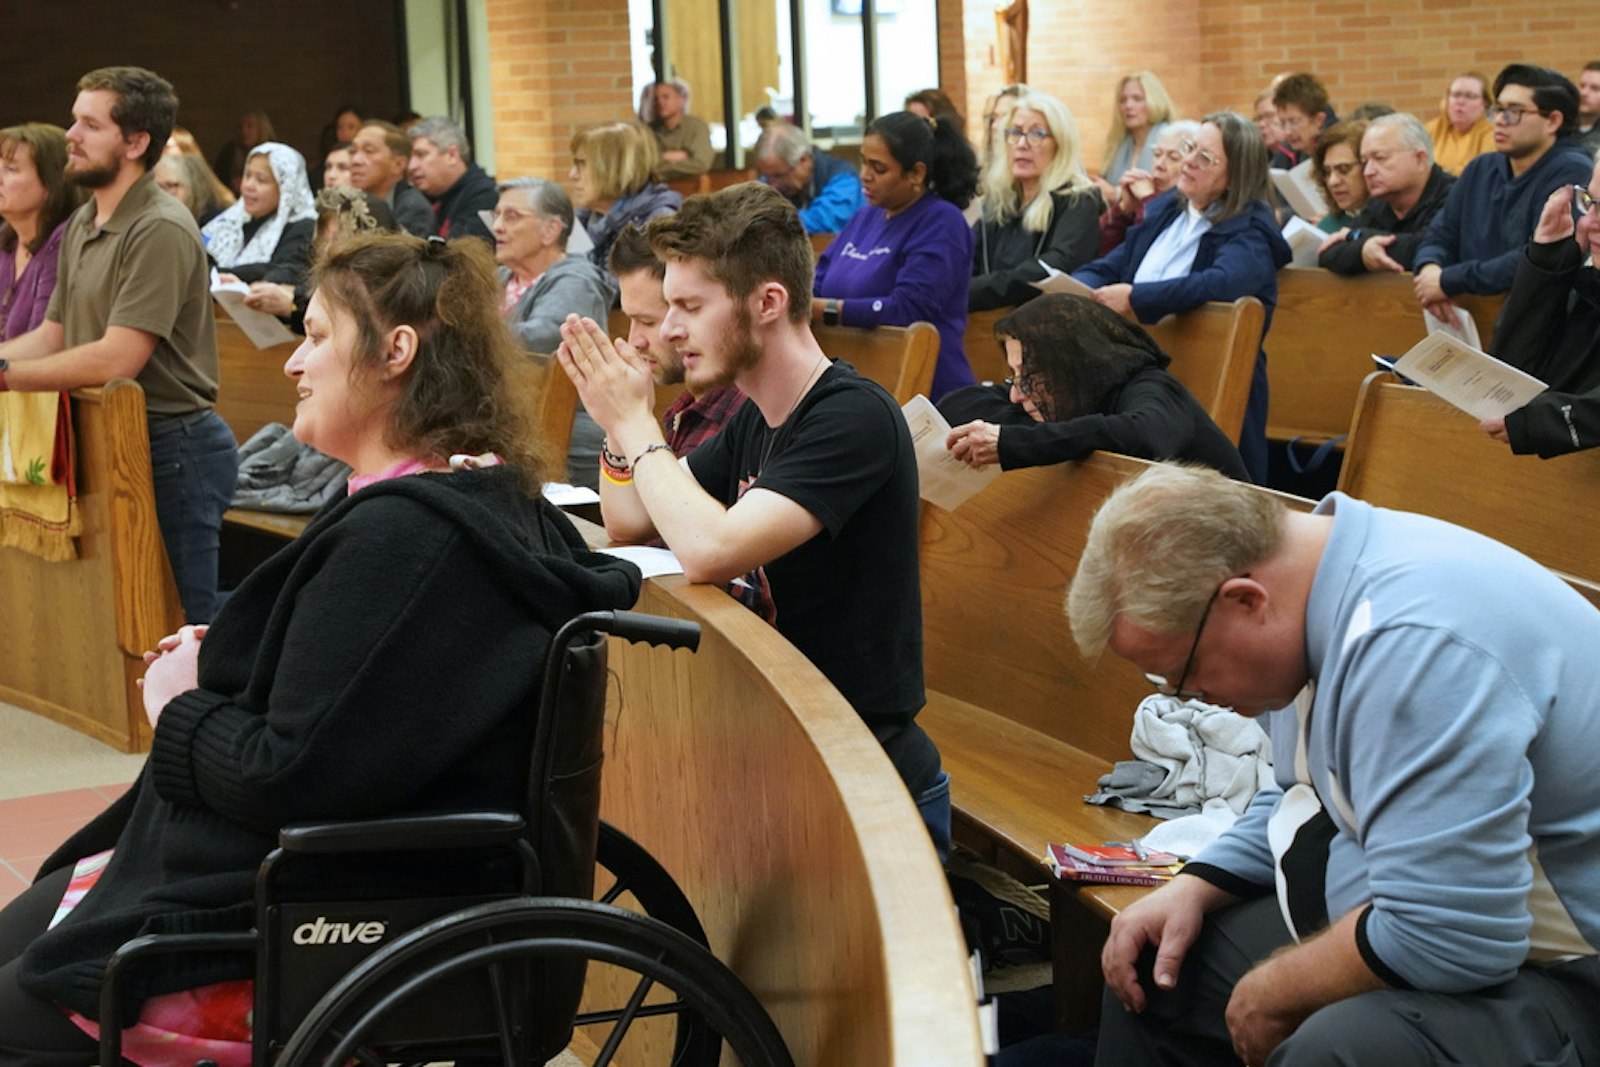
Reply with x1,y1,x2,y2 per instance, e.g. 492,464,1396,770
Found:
1073,190,1291,331
1413,138,1595,297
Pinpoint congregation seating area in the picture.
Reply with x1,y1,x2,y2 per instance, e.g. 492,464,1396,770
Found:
6,261,1591,1054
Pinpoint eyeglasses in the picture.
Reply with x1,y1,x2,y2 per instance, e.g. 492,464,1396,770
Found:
1179,138,1222,170
1144,587,1218,701
1004,126,1053,146
1277,113,1309,130
1488,104,1546,125
1574,184,1598,213
1003,370,1041,399
1323,161,1361,178
478,207,541,229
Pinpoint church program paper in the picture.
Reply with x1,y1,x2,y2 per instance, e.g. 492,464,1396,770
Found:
901,394,999,512
211,274,298,349
1029,264,1096,299
1281,216,1324,267
1422,303,1482,349
1269,160,1330,222
1387,332,1546,421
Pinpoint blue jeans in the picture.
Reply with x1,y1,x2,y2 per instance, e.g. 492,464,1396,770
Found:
148,409,239,624
878,720,952,863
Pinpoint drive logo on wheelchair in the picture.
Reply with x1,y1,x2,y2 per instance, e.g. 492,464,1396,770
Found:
291,916,389,946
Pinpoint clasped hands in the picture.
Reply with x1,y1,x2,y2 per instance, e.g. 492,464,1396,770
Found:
555,314,657,452
139,624,206,727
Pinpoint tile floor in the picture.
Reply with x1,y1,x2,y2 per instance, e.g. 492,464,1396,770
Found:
0,782,130,909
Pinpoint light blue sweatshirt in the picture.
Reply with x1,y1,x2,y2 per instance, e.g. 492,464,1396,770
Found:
1192,494,1600,991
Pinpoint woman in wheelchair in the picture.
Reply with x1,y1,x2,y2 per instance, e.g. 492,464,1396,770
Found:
0,233,642,1065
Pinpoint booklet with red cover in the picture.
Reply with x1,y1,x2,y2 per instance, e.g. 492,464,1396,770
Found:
1045,844,1182,887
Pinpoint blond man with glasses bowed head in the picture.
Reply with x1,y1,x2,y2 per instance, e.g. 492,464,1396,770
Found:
1068,462,1600,1067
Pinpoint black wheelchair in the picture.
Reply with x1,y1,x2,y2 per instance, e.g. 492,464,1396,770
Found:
99,610,794,1067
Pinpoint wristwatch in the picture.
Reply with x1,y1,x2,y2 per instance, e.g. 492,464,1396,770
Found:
822,298,840,327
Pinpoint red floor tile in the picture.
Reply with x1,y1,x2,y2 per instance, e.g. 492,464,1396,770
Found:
0,788,108,828
0,816,88,863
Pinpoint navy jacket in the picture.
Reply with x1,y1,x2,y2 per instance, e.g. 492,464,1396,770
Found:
1413,138,1594,297
1074,190,1291,332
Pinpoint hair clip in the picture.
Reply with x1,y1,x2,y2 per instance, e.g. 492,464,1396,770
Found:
427,234,447,246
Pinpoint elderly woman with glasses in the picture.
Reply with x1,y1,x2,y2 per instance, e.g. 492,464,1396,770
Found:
969,90,1104,311
492,177,612,490
938,294,1247,479
1071,112,1291,483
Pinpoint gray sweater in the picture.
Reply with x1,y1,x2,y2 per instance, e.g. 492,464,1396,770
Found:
500,256,614,355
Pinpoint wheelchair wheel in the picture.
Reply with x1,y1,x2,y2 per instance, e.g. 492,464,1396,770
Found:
595,821,709,948
274,897,794,1067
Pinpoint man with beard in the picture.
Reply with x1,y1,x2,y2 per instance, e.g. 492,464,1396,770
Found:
0,66,236,623
606,223,745,457
557,183,949,859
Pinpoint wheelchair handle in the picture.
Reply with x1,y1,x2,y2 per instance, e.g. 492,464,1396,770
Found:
601,609,701,651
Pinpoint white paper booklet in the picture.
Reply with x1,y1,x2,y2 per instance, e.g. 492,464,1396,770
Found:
211,272,298,348
599,545,684,579
542,482,601,507
1386,332,1547,421
1281,216,1324,268
1269,160,1330,222
1029,264,1096,299
901,394,999,512
1422,304,1482,349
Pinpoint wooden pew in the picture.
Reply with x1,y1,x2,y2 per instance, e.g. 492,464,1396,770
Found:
214,319,298,446
1267,268,1503,443
1338,374,1600,586
578,534,985,1064
918,453,1312,1028
815,321,938,404
0,382,183,751
963,299,1267,441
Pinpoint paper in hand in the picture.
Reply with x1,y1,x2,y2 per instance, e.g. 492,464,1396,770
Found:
901,394,999,512
1029,264,1095,299
212,271,297,349
1387,332,1546,421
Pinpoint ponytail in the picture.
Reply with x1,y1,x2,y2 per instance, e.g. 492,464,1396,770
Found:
868,110,979,210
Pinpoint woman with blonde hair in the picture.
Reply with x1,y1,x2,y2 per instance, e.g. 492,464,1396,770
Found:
163,127,236,211
569,120,681,284
1099,71,1177,196
970,90,1104,310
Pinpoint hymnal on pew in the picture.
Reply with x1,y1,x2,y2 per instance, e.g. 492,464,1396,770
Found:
1377,332,1546,421
1045,842,1181,886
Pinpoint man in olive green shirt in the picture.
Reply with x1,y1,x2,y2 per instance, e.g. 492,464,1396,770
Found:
0,66,237,623
648,80,714,180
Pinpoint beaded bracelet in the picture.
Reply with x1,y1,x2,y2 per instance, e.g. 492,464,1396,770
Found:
630,442,674,468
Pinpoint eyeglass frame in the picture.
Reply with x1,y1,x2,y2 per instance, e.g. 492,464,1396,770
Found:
1144,586,1220,701
478,206,546,230
1179,137,1223,171
1487,104,1548,126
1573,183,1598,216
1322,160,1361,179
1003,125,1054,146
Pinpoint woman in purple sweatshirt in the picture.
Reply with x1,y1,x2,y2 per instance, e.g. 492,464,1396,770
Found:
0,124,87,341
813,111,979,399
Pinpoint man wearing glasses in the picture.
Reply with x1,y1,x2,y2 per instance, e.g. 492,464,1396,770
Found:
1067,463,1600,1067
1413,64,1594,325
1317,113,1456,275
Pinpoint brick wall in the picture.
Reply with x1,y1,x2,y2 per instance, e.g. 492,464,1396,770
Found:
485,0,635,184
942,0,1600,175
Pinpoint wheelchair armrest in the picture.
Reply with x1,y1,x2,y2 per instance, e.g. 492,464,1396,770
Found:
279,811,527,854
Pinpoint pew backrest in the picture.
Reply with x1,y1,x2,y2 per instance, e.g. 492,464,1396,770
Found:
815,321,938,405
214,320,299,444
1268,268,1503,443
1338,374,1600,586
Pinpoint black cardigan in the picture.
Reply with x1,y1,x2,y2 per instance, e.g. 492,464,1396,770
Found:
938,371,1250,479
970,186,1104,311
19,467,640,1017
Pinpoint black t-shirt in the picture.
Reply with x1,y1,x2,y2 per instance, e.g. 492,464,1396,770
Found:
687,361,925,724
